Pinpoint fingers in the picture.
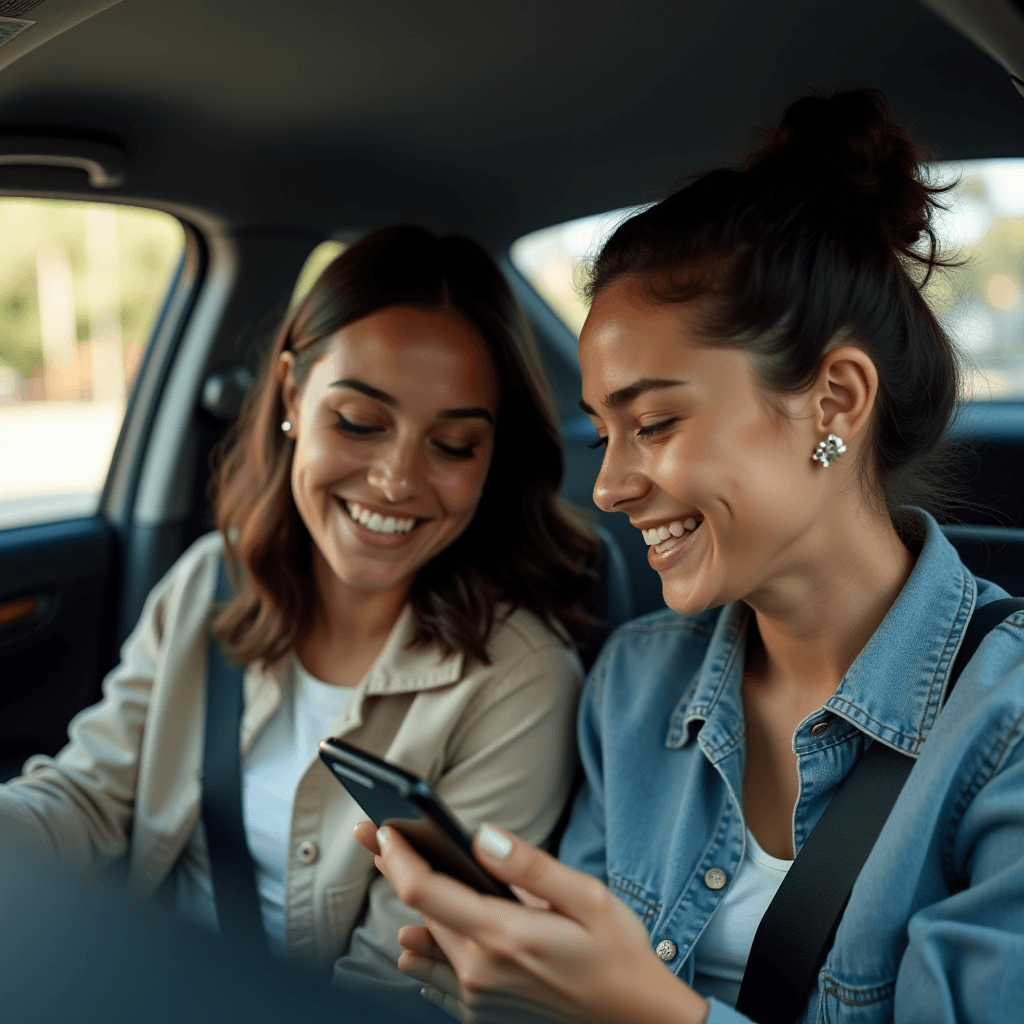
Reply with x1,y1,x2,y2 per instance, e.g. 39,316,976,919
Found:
471,824,608,923
421,983,478,1024
377,825,517,934
353,820,380,855
399,923,444,958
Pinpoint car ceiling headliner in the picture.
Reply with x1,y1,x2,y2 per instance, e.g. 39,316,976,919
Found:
0,0,1021,247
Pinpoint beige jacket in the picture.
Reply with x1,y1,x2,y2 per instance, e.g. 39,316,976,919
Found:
0,532,582,980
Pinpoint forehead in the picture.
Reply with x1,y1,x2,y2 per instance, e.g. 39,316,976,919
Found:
309,305,498,408
579,280,752,404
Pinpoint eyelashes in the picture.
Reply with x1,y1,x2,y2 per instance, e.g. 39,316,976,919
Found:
587,418,679,449
334,413,479,459
637,418,679,438
334,412,379,436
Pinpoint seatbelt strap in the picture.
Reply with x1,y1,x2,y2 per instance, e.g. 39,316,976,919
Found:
735,596,1024,1024
201,558,266,950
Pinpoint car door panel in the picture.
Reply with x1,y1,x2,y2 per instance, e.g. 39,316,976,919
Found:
0,516,117,779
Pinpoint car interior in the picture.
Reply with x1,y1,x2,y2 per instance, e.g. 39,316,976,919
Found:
1,0,1023,964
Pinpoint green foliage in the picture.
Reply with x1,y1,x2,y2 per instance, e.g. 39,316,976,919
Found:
0,198,183,378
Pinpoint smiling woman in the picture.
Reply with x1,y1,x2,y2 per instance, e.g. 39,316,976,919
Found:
0,224,598,985
361,92,1024,1024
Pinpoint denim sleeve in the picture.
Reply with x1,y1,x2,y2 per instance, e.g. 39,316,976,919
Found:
894,708,1024,1022
555,652,609,882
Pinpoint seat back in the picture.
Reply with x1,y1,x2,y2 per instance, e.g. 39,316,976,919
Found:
941,524,1024,597
577,524,635,672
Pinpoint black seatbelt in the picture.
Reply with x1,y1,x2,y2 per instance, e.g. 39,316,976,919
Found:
735,597,1024,1024
201,558,266,950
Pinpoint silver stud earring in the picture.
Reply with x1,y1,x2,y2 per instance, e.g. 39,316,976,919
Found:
812,433,846,468
281,420,292,433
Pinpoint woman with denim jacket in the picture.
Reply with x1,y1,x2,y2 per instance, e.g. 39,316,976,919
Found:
360,91,1024,1023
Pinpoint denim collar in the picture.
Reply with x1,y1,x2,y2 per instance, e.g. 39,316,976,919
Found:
670,511,977,758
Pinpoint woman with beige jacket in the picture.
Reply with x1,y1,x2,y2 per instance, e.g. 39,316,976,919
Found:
0,225,596,986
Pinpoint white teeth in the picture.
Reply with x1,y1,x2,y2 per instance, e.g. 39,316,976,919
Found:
344,501,416,535
640,518,703,546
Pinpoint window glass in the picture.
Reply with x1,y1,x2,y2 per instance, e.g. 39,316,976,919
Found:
291,240,347,307
0,199,184,529
509,160,1024,401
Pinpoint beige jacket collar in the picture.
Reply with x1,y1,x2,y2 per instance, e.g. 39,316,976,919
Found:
239,605,464,754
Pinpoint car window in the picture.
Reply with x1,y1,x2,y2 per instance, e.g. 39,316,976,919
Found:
291,240,346,306
0,199,184,530
510,160,1024,402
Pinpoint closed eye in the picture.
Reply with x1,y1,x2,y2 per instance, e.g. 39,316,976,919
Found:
334,412,380,436
637,418,678,438
433,440,478,459
587,436,608,450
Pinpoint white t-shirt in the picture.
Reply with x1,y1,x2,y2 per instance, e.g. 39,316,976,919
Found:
691,828,794,1007
177,656,353,958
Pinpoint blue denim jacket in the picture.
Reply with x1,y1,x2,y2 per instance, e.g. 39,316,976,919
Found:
560,512,1024,1024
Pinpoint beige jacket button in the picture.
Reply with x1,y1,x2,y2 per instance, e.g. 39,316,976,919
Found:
704,867,727,890
655,939,677,962
297,840,319,865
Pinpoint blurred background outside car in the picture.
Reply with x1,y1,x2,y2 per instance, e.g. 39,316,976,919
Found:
0,198,182,528
4,159,1024,532
512,159,1024,402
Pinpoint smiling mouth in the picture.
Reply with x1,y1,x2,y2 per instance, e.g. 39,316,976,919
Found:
343,499,420,535
641,516,703,553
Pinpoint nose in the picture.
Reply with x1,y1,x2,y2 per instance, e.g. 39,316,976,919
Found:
366,438,422,504
592,438,649,513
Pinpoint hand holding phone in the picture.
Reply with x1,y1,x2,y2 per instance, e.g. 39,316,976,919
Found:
319,737,517,900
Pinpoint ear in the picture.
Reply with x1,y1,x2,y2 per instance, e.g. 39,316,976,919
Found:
278,351,300,434
809,344,878,444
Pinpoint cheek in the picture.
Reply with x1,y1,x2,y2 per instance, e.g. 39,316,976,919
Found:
433,458,491,518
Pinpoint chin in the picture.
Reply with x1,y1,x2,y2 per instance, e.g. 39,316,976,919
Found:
660,580,723,617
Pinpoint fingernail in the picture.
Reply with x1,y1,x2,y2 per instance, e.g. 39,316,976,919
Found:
477,823,513,859
377,826,389,851
420,985,444,1008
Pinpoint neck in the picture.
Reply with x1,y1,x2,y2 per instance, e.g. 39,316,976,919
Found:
744,506,916,700
312,554,411,645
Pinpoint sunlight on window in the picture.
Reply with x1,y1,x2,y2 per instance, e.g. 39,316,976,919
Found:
0,199,184,528
291,240,347,307
511,161,1024,401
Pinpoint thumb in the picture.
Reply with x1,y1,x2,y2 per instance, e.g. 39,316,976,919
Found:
472,824,604,923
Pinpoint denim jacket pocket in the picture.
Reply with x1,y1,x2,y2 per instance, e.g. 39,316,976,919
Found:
817,971,896,1024
607,872,661,931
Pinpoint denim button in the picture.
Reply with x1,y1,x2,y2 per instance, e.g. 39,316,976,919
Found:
656,939,677,961
811,720,830,737
704,867,727,890
297,840,319,865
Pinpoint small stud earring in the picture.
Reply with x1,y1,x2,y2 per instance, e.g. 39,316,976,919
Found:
812,433,846,468
280,420,292,433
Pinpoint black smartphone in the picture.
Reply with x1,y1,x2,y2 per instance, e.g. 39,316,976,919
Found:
318,736,516,900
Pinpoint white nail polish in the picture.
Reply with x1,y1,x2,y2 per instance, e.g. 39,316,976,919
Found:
377,826,389,850
477,824,513,859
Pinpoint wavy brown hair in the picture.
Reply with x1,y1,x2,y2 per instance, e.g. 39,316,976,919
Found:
212,224,598,666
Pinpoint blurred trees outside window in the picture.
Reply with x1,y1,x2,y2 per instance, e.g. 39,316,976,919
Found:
0,199,184,528
510,159,1024,402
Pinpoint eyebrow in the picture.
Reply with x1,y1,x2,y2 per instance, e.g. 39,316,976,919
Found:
579,377,687,415
330,378,494,424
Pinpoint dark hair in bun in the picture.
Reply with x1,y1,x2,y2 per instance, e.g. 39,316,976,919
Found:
587,89,962,536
